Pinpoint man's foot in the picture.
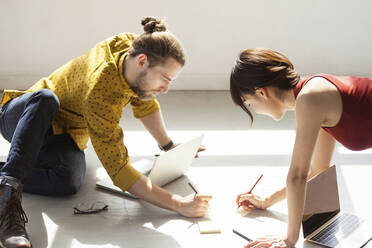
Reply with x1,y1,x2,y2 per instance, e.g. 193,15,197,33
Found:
0,176,31,248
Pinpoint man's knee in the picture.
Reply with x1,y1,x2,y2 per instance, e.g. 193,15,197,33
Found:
63,180,82,195
57,174,84,196
59,163,85,196
23,169,85,196
32,89,60,115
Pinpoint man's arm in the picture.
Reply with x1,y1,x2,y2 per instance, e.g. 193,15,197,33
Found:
127,175,212,217
139,109,172,148
135,110,212,217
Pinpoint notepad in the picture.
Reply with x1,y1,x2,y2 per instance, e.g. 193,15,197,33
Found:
236,206,250,217
198,220,221,234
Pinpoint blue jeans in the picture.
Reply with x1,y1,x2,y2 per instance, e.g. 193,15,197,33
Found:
0,89,86,196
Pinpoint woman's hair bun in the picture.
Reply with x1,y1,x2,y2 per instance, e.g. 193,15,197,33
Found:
141,16,167,34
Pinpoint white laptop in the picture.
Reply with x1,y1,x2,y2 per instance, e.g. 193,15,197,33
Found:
302,165,372,248
96,135,204,199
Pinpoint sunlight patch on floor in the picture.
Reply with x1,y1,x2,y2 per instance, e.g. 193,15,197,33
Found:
337,147,372,154
124,130,296,156
42,213,59,248
70,240,120,248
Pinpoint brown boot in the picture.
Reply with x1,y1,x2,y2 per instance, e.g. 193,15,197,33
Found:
0,176,31,248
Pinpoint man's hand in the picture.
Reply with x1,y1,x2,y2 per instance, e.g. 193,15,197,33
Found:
195,144,206,158
173,193,212,217
128,176,212,217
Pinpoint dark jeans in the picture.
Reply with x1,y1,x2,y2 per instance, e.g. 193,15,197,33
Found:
0,89,86,196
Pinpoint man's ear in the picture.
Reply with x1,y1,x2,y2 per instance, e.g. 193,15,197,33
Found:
136,54,148,69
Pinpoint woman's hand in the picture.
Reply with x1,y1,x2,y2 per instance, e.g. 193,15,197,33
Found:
244,236,295,248
174,193,212,217
236,193,268,212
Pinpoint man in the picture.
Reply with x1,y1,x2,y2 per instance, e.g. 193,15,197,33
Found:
0,17,212,248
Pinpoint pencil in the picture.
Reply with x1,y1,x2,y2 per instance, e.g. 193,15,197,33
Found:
238,174,263,208
232,229,253,242
188,182,198,194
247,174,263,194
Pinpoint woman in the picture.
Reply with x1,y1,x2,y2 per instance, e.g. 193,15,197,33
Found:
230,48,372,248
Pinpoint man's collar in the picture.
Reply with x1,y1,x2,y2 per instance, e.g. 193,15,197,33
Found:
118,53,139,98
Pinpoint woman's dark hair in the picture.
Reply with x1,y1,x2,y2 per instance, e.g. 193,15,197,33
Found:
230,48,300,123
128,17,185,67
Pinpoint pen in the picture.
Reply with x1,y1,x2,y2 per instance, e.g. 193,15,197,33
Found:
188,182,198,196
232,229,253,242
238,174,263,208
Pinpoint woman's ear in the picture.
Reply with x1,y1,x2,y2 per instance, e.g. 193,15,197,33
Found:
257,87,269,99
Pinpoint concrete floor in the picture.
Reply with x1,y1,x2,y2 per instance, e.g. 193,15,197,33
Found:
1,90,372,248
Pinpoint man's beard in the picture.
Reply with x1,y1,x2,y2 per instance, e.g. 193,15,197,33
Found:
134,70,155,101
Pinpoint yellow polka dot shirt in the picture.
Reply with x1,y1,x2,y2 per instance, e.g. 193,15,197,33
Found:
1,33,160,191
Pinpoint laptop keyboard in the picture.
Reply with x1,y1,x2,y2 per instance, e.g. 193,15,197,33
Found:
310,213,363,247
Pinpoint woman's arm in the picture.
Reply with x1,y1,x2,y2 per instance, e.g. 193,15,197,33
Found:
286,77,340,245
271,128,335,206
244,77,343,248
239,128,336,211
307,128,336,179
286,95,323,245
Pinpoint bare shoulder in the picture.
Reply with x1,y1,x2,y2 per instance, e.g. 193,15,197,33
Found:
296,76,342,127
300,76,339,95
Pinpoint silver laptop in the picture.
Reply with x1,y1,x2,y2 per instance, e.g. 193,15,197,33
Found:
96,135,204,199
302,165,372,247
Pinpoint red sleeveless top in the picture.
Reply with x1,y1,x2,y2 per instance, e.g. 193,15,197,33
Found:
294,74,372,151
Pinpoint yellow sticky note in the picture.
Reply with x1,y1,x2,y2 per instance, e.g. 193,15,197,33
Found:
198,220,221,234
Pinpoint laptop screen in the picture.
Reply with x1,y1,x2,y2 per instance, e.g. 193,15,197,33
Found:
302,166,341,237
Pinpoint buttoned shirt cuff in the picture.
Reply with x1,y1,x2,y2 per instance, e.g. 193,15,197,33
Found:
112,163,142,192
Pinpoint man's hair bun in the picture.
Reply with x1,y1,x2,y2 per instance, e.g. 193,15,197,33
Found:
141,16,167,34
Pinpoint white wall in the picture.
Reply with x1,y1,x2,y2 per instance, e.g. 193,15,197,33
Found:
1,0,371,90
